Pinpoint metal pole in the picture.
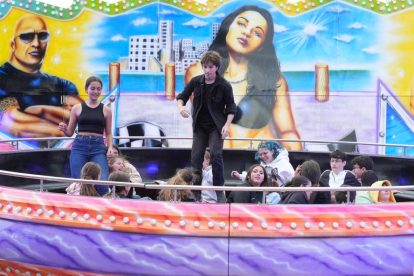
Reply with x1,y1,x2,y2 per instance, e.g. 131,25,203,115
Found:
16,141,19,151
404,147,407,156
262,191,266,204
40,179,44,192
174,189,177,203
112,186,116,198
346,191,350,204
303,142,306,151
47,140,51,149
250,140,253,149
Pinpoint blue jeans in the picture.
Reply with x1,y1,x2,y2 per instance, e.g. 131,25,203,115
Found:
70,135,109,196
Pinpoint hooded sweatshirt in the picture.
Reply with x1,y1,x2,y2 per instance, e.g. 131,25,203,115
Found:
355,180,396,204
240,149,295,186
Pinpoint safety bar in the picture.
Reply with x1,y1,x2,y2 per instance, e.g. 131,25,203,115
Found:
0,170,411,204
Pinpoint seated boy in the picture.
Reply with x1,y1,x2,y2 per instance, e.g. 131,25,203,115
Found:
351,155,374,183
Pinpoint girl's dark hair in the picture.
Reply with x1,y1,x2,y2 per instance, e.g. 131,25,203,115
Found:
285,176,310,187
245,164,269,187
209,5,281,108
81,162,101,180
79,162,101,197
85,76,103,90
300,160,321,186
105,171,131,197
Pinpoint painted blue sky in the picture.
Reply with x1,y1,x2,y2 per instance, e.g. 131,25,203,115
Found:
88,1,381,72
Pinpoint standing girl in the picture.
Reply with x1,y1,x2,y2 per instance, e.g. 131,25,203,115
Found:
59,76,113,196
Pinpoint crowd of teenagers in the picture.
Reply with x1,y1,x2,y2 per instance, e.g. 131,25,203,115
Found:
61,75,394,205
64,140,396,205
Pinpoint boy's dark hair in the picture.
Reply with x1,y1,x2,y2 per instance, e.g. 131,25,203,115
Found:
330,150,347,161
361,170,379,187
351,155,374,170
335,185,356,204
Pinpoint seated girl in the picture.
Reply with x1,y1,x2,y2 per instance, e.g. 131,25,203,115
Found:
104,171,133,199
231,141,294,187
295,160,331,204
280,176,312,204
227,164,269,204
66,162,101,197
107,145,143,183
157,168,199,203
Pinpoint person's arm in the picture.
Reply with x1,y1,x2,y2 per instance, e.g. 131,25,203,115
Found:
104,105,113,156
273,75,302,150
125,161,143,183
221,114,234,139
177,78,196,118
221,82,236,139
58,104,80,137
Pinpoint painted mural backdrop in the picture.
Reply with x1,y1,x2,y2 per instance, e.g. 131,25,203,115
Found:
0,0,413,155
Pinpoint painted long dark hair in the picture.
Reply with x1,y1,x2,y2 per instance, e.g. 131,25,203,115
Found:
209,5,281,108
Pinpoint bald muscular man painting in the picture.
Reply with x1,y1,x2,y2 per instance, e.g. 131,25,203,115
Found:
0,14,81,139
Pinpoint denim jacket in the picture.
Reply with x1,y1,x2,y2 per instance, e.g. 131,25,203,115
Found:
176,74,237,131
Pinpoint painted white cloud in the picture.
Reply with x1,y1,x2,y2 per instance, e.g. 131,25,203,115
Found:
333,34,355,43
215,13,225,18
274,24,288,33
183,18,209,29
132,18,155,26
326,5,350,13
348,22,366,29
362,46,379,54
303,24,327,36
159,9,178,15
111,34,127,41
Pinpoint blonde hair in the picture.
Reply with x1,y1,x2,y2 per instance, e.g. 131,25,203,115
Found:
157,175,195,201
103,171,131,198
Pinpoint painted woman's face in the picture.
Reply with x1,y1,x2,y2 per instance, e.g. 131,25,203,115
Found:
226,11,268,56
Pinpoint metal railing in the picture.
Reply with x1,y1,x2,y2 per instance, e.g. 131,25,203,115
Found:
1,136,414,156
0,170,412,204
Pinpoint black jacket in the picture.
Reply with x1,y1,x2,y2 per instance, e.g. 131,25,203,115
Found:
280,191,309,204
227,183,262,204
311,181,331,204
176,74,236,131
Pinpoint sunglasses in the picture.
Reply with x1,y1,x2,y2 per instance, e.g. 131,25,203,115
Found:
14,32,50,44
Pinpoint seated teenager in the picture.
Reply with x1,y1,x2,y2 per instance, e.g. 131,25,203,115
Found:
295,160,330,204
104,171,134,199
157,170,199,203
351,155,374,183
334,185,356,204
66,162,101,197
320,150,360,203
227,165,269,204
231,141,294,187
280,176,312,204
355,180,396,204
107,145,143,183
